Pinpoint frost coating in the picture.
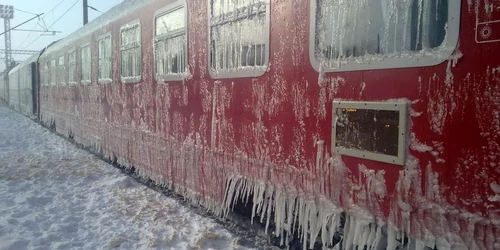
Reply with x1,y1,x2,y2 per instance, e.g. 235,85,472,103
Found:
81,44,91,83
490,182,500,202
33,1,499,250
315,0,448,68
154,6,188,81
120,21,142,82
209,0,269,77
98,35,112,82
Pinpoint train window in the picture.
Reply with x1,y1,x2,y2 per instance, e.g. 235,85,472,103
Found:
81,44,91,84
39,62,46,86
58,56,65,86
120,20,142,83
98,34,113,84
310,0,460,72
68,50,76,84
332,101,408,166
208,0,270,79
43,62,50,86
50,59,56,86
154,4,188,82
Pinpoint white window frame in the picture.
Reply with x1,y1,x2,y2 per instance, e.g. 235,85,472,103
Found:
68,50,77,85
98,33,113,84
58,55,65,86
332,101,408,166
50,59,56,86
207,0,271,79
43,61,50,86
309,0,461,72
120,20,142,84
80,43,92,84
40,61,47,86
154,1,189,82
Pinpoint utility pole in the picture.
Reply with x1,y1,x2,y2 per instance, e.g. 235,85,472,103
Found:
83,0,88,25
0,5,13,101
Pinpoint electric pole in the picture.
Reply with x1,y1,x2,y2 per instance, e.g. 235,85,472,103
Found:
83,0,88,25
0,5,13,101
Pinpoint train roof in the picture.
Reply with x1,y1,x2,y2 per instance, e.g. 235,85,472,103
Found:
19,51,42,68
8,63,21,76
42,0,153,58
8,45,45,75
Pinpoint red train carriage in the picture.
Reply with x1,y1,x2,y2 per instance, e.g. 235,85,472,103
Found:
9,0,500,249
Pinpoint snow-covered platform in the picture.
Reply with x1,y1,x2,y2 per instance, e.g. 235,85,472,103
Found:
0,105,257,250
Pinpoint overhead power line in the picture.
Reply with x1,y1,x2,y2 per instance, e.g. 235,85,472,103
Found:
18,0,67,49
18,22,41,49
14,8,38,16
44,0,68,18
23,0,80,50
46,0,80,30
0,13,44,36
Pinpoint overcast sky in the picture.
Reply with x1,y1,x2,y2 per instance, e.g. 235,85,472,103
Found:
1,0,122,69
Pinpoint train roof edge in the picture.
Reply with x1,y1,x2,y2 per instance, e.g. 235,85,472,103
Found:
41,0,153,57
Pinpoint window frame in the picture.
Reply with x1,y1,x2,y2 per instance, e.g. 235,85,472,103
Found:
43,61,50,86
120,19,142,84
57,55,65,86
39,61,46,86
67,49,77,85
80,43,92,84
98,33,113,84
309,0,461,73
207,0,271,79
332,101,408,166
153,1,189,83
50,59,56,86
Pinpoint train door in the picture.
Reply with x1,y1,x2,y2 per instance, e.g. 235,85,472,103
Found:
30,62,38,116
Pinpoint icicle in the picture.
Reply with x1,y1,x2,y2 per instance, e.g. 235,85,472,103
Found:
264,186,274,234
343,216,353,250
387,227,400,250
308,202,320,250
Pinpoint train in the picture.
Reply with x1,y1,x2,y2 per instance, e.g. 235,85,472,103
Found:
1,0,499,249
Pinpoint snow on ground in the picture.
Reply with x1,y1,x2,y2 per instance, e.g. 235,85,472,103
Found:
0,105,257,250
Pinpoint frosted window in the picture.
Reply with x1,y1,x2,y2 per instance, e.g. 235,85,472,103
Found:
156,8,185,36
120,22,142,82
40,62,47,86
44,62,50,86
68,51,76,84
209,0,269,76
50,59,56,86
58,56,65,85
98,35,113,82
81,45,91,83
155,7,187,80
315,0,448,62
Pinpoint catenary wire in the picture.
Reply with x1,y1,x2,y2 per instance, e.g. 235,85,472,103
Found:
22,0,79,50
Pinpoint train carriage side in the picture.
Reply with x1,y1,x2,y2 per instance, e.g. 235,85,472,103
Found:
7,53,41,118
7,65,20,112
36,0,500,249
0,72,6,102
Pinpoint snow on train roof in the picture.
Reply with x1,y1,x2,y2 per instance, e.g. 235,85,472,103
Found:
8,47,45,75
42,0,153,58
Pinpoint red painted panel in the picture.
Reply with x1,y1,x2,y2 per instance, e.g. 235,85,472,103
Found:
35,0,500,249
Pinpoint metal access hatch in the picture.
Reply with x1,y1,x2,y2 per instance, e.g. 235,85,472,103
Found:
332,101,408,166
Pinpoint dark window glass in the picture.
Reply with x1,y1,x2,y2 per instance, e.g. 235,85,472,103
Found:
335,108,400,156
